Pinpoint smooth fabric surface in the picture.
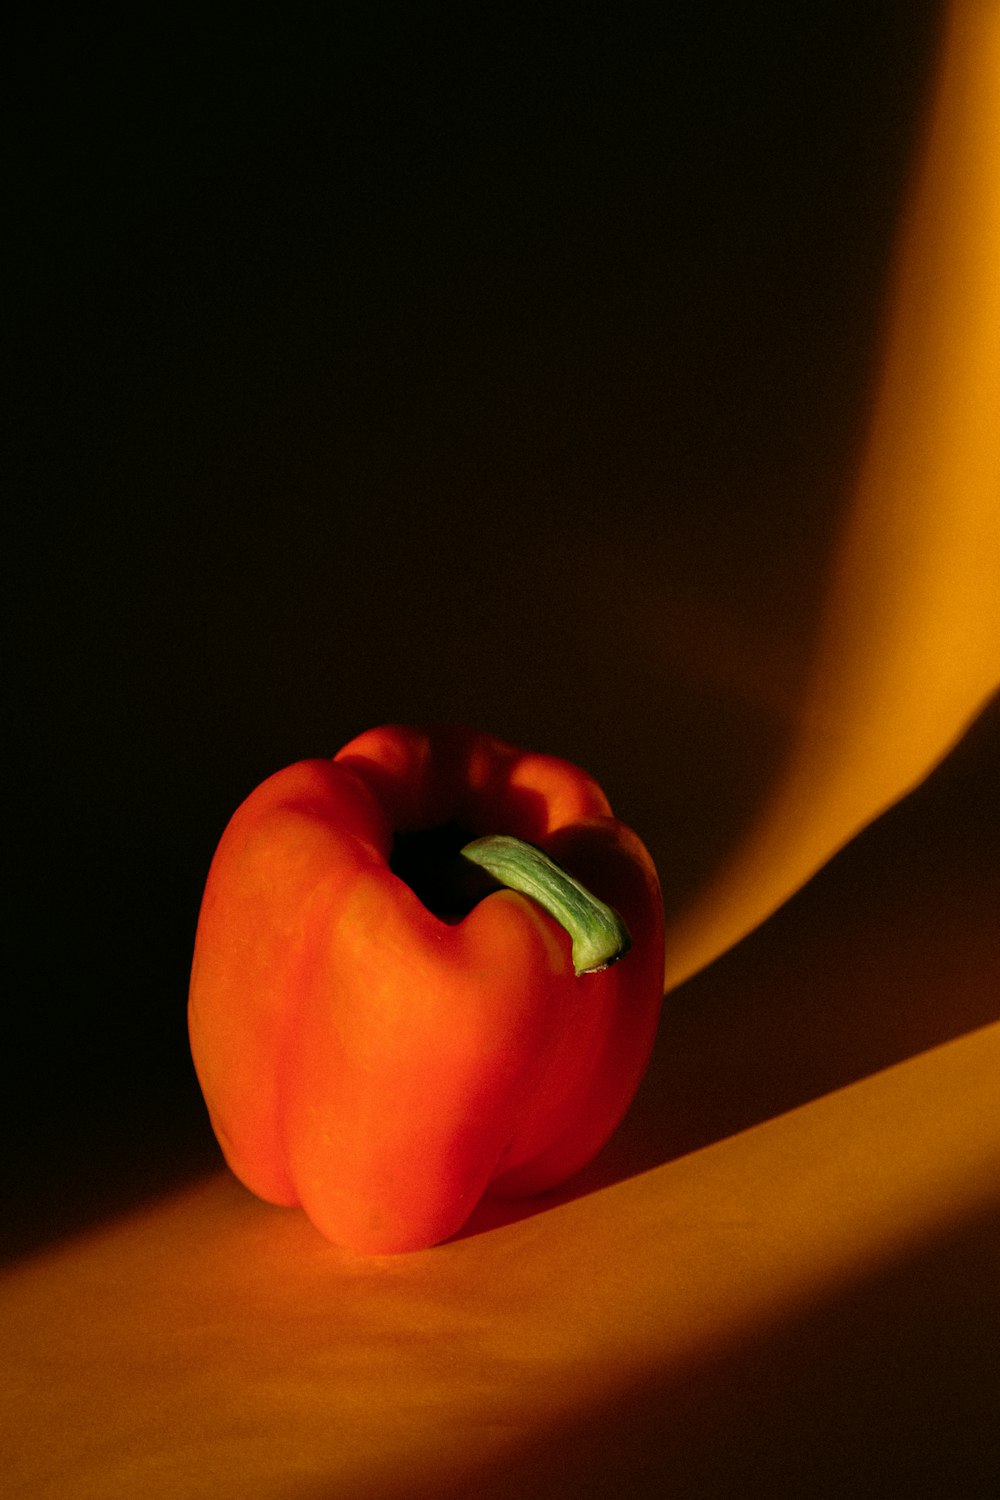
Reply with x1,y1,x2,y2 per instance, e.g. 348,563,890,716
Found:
4,701,1000,1498
663,0,1000,986
5,4,1000,1497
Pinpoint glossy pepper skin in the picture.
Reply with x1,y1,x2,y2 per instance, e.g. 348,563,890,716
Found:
188,724,665,1254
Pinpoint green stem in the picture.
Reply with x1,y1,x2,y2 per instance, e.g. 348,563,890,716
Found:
461,835,631,976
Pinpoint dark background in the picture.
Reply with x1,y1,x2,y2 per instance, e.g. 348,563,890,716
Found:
6,4,942,1257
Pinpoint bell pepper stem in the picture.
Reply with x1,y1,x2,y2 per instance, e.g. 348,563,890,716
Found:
461,835,631,976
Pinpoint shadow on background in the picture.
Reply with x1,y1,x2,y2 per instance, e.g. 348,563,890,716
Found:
6,5,946,1262
5,689,996,1268
461,690,1000,1236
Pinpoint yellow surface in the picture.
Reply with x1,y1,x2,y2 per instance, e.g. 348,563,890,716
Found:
5,4,1000,1496
8,1029,1000,1500
664,0,1000,988
4,734,999,1497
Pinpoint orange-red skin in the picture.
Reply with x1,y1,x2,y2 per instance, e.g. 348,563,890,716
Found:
188,724,665,1254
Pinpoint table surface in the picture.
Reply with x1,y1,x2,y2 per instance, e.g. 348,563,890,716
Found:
4,700,999,1500
6,6,1000,1497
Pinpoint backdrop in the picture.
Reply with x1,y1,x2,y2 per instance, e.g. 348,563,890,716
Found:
5,5,1000,1494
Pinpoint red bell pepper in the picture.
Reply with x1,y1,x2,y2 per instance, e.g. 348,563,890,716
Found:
188,724,664,1253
